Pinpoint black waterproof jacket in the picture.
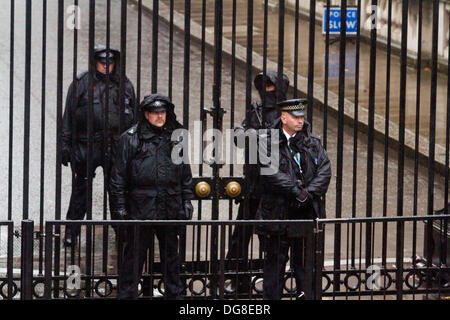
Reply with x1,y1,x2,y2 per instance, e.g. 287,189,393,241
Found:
109,94,194,220
235,71,290,195
256,120,331,237
62,45,137,157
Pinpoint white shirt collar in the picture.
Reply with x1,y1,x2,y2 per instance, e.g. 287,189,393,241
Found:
282,128,296,144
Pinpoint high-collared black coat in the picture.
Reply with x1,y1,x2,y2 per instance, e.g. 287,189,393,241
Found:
109,96,194,220
256,120,331,237
234,71,290,196
62,45,136,160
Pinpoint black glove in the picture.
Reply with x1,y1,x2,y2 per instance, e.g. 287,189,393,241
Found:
293,186,312,207
183,200,194,220
114,209,128,220
62,148,71,167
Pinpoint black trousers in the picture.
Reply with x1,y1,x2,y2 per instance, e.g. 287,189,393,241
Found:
118,226,184,300
262,235,305,300
65,140,116,236
226,197,264,291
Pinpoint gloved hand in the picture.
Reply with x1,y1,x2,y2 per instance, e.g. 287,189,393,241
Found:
114,209,128,220
183,200,194,220
62,148,71,167
293,186,312,207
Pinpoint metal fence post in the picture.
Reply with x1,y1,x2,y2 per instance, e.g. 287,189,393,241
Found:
21,220,34,300
314,220,324,300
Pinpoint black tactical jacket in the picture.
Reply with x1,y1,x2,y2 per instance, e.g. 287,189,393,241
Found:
256,120,331,237
234,71,290,196
109,98,194,220
62,46,137,154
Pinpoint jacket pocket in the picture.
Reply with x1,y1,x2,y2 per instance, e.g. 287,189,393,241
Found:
129,190,157,219
163,195,184,220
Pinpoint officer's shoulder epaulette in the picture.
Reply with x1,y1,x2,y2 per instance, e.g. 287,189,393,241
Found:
127,125,138,135
76,71,89,81
310,134,322,143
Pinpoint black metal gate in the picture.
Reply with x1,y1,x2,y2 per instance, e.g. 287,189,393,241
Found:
1,0,449,300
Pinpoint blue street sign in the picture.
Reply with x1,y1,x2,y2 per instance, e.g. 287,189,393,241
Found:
323,7,358,36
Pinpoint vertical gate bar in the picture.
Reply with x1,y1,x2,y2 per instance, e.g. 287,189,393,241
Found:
210,0,223,298
397,0,408,218
151,0,158,93
276,0,285,103
249,226,254,299
7,0,14,221
86,0,95,221
333,0,347,292
102,0,110,276
85,224,93,297
69,0,79,270
245,0,253,110
137,0,142,104
413,0,423,219
381,0,392,271
276,0,285,104
54,0,65,298
7,223,14,299
306,0,316,126
314,221,323,300
103,0,111,223
357,221,363,299
230,0,237,175
396,2,409,300
39,0,48,276
22,0,32,220
259,1,268,261
204,224,209,298
196,0,206,263
242,0,254,288
323,0,330,149
55,0,64,221
395,220,405,300
350,0,361,268
228,0,237,250
443,8,450,268
44,223,53,299
183,0,191,128
304,222,314,300
132,225,139,299
261,0,267,109
85,0,96,298
293,0,299,98
426,0,440,299
179,0,191,276
168,0,174,100
219,224,226,299
412,0,423,300
119,0,127,138
21,220,34,300
366,0,377,268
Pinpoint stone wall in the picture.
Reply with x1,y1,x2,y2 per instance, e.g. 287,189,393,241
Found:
274,0,449,66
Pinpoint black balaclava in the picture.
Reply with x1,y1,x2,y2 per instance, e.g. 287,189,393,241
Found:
254,71,290,109
259,86,277,109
